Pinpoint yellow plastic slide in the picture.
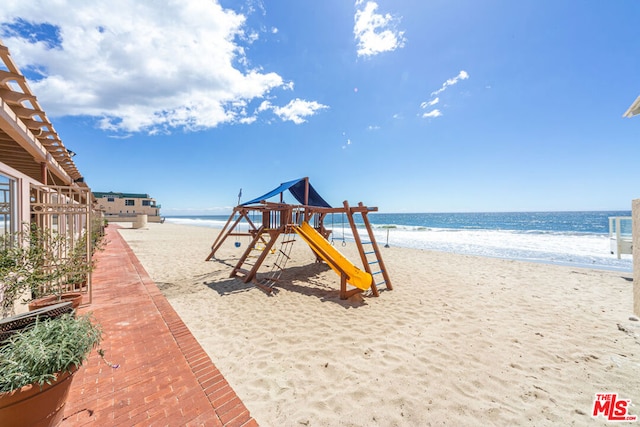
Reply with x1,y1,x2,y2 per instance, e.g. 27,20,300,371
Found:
293,221,372,290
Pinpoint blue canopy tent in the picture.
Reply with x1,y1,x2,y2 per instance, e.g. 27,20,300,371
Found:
241,177,331,208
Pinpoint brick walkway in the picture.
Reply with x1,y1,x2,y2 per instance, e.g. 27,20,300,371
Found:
61,225,257,427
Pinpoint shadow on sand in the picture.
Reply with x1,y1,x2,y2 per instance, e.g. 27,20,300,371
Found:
203,261,370,308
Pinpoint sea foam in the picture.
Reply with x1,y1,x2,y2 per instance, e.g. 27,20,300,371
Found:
165,216,632,272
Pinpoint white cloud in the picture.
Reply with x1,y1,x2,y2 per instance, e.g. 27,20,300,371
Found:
422,109,442,118
420,97,439,109
271,98,328,124
354,1,406,58
419,71,469,119
430,70,469,97
238,116,257,124
0,0,320,134
257,100,273,112
256,98,328,124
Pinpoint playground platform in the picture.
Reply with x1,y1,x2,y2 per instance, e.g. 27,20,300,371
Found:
60,225,257,426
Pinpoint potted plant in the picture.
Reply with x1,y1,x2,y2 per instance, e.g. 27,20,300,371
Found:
0,227,62,317
0,219,106,313
0,235,31,318
27,216,108,312
0,312,102,426
25,226,87,311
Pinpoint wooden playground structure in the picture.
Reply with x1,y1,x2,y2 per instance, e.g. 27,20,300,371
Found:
205,178,392,299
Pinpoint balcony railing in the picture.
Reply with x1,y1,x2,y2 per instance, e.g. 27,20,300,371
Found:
609,216,632,259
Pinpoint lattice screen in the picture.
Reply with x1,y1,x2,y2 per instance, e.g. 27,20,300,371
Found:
30,184,93,305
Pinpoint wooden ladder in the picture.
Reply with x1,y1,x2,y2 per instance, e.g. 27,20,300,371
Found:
344,201,393,297
254,230,297,294
230,227,280,283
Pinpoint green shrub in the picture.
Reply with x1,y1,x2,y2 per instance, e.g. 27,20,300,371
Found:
0,313,101,392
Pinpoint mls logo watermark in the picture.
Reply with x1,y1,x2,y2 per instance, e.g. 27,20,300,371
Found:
592,393,637,422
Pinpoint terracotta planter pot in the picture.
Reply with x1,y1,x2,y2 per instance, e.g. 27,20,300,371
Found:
28,293,83,311
0,367,77,427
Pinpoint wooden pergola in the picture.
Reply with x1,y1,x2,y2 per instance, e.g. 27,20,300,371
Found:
0,42,84,187
623,95,640,118
0,40,94,306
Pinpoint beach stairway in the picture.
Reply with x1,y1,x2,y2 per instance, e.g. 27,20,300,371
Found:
344,201,393,297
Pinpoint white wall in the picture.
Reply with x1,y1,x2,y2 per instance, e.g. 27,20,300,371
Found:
632,199,640,316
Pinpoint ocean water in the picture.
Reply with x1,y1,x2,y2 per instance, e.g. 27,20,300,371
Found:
165,211,633,272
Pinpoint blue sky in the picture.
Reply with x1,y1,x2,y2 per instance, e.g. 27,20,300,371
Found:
1,0,639,215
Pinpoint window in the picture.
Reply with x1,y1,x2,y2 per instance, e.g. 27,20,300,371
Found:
0,173,17,238
125,199,135,206
107,197,115,202
142,200,151,206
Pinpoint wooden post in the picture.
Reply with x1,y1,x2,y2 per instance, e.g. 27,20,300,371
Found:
632,199,640,316
40,162,47,185
343,201,367,267
206,208,252,260
339,272,362,299
359,204,392,291
231,227,280,283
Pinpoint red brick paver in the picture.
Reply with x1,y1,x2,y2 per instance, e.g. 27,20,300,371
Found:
61,225,257,427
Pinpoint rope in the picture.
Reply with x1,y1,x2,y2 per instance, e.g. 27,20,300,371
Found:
330,213,335,245
258,231,296,290
234,189,242,247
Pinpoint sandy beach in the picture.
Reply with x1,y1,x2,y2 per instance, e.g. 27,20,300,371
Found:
117,222,640,426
